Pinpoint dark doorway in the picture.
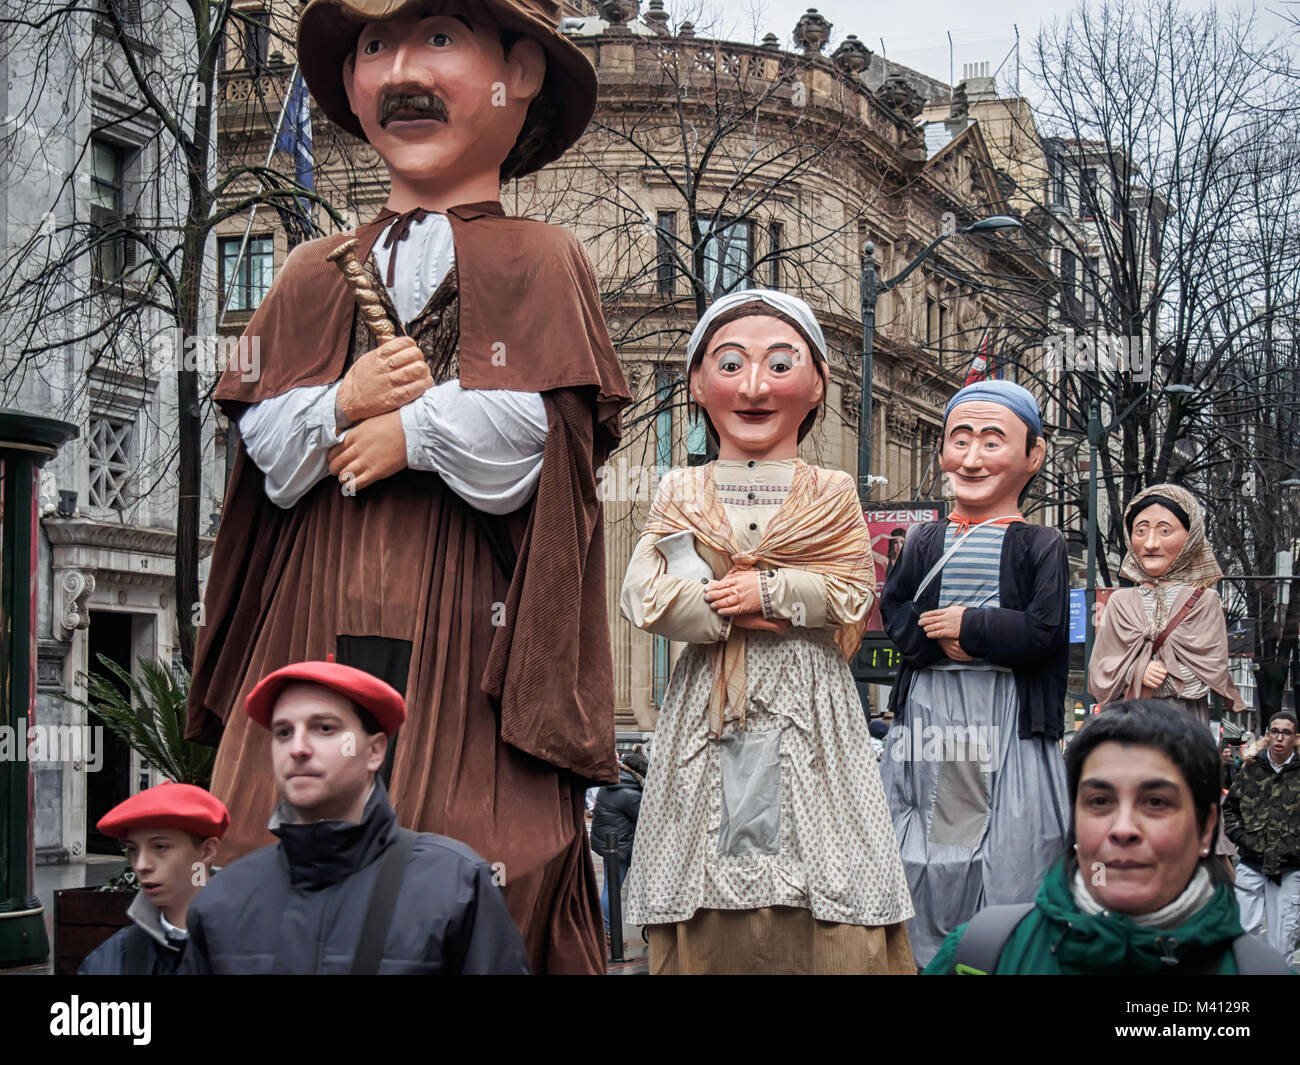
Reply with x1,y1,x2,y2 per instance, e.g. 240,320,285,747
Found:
85,611,134,855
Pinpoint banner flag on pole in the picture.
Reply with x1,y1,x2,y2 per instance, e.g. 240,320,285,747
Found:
275,69,314,237
963,326,994,385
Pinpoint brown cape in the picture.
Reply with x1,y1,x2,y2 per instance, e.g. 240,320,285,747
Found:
186,202,631,783
1088,585,1246,711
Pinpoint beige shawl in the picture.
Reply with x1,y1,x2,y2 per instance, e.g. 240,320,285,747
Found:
645,461,872,737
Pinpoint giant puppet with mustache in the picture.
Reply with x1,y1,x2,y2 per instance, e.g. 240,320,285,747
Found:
186,0,629,974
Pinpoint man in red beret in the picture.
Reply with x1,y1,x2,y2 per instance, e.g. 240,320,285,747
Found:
179,659,530,974
186,0,630,975
79,783,229,975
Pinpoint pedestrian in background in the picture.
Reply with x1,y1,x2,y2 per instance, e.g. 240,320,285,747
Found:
592,751,647,938
1220,741,1241,794
868,718,890,761
925,700,1293,974
1223,709,1300,959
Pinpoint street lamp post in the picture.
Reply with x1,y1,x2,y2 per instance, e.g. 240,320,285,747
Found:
858,215,1022,505
1083,384,1196,708
1278,479,1300,638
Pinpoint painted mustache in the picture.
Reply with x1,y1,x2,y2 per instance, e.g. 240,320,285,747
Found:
379,91,449,127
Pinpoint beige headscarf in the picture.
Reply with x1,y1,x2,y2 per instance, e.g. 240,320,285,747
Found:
645,461,872,737
1118,483,1223,630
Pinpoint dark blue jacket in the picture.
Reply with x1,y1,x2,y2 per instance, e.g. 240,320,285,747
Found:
591,768,642,864
177,780,530,974
881,520,1069,739
79,894,186,975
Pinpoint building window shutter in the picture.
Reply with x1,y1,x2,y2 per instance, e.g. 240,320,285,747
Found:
88,416,134,511
768,221,783,288
122,213,139,270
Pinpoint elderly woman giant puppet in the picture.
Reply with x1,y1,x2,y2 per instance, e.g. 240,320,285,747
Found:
879,380,1071,968
184,0,630,975
619,291,914,975
1088,484,1244,721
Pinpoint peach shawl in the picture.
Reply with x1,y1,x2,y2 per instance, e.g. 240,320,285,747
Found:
645,461,872,736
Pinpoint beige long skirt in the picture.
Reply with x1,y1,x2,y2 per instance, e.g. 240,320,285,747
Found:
647,907,915,975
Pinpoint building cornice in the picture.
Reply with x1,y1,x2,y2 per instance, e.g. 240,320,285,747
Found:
43,518,216,611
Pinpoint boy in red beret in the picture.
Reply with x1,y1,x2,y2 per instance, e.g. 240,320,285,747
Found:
79,783,229,975
179,659,530,974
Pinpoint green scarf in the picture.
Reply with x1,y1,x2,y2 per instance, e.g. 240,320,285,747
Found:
1036,859,1243,974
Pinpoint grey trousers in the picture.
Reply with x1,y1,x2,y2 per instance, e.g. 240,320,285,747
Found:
882,663,1069,967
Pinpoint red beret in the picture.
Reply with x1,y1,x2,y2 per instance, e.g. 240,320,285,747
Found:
244,658,407,737
97,782,230,840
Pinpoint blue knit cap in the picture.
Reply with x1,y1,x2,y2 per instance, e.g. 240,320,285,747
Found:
943,380,1043,435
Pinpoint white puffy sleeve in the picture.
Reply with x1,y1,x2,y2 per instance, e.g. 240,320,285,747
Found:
397,382,549,515
237,383,343,509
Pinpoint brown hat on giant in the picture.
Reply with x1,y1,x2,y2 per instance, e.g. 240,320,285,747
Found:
296,0,598,179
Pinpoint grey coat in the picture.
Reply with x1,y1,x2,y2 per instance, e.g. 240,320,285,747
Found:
79,892,187,975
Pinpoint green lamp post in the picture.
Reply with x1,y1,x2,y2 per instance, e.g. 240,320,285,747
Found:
0,410,77,967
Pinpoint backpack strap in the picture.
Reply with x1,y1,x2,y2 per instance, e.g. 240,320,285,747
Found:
1230,931,1294,975
952,902,1036,975
350,827,418,975
1150,588,1204,654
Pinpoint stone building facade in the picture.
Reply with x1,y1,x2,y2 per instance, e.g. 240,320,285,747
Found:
0,1,224,862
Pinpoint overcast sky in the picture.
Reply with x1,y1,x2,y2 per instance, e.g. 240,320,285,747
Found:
682,0,1296,92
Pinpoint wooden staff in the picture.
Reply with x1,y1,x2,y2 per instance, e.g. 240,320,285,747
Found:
326,238,397,343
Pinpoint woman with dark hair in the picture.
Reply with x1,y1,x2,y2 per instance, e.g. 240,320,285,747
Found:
924,700,1294,974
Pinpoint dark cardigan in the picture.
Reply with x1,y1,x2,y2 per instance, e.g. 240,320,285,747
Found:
880,520,1070,740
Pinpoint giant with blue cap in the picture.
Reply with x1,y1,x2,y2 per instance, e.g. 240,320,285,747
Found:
943,379,1043,436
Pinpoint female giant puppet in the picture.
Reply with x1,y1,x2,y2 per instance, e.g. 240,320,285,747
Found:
619,291,914,975
1088,484,1245,720
184,0,629,974
880,380,1071,967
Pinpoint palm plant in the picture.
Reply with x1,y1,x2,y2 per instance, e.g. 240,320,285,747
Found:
66,654,215,789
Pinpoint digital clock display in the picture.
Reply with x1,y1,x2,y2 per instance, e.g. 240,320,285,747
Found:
864,646,901,668
853,636,903,679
